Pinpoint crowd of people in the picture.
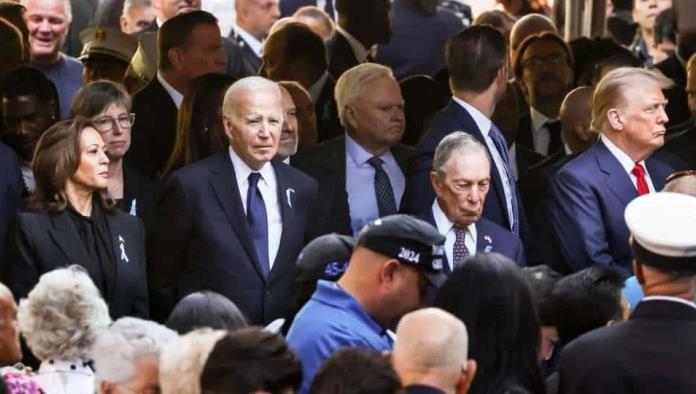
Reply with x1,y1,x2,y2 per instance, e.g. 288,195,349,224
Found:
0,0,696,392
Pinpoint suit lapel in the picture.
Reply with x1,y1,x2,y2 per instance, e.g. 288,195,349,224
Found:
593,140,638,206
48,212,92,268
267,162,297,282
475,220,494,254
517,114,534,150
208,154,266,280
645,157,673,190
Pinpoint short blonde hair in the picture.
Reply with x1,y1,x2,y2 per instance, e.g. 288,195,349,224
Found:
591,67,674,132
334,63,395,124
159,328,226,394
17,266,111,361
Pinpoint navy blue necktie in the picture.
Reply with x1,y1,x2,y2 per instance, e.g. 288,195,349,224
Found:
247,172,270,278
367,156,398,217
324,0,335,19
488,124,520,235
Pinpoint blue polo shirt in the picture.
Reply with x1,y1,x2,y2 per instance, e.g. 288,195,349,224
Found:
286,280,394,393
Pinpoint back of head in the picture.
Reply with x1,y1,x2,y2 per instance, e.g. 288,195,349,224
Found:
446,25,507,93
473,10,516,40
434,253,543,394
309,348,400,394
510,14,557,54
399,75,449,146
570,36,637,86
160,328,226,394
165,291,248,334
200,327,302,394
293,5,335,39
158,10,218,71
551,265,626,345
520,265,563,328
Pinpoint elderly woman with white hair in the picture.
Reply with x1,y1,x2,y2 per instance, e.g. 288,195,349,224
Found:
159,328,226,394
93,317,177,394
17,265,111,394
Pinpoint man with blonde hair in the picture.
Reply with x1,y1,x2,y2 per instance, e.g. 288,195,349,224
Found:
294,63,413,236
550,67,686,275
393,308,477,394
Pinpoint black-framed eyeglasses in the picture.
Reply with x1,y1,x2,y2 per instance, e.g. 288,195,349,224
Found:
666,170,696,184
523,54,569,71
93,113,136,133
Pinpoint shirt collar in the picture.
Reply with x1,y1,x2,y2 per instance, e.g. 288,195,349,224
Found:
642,296,696,310
451,96,492,136
308,72,330,104
600,134,646,174
530,106,553,134
336,25,373,63
157,71,183,109
314,280,388,334
234,24,264,57
432,199,455,235
344,133,397,168
228,145,273,186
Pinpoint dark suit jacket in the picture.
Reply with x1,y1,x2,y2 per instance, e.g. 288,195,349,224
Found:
148,153,318,324
515,143,545,179
280,0,317,17
402,99,524,236
293,135,414,236
229,29,262,74
126,77,177,179
559,299,696,394
326,31,359,80
662,118,696,169
314,75,342,142
121,165,161,233
516,113,562,156
655,53,690,128
416,207,526,270
3,209,148,319
0,143,23,271
549,140,681,274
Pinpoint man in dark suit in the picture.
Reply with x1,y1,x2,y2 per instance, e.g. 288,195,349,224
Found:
0,143,23,270
230,0,280,73
125,11,227,179
326,0,392,80
403,26,524,241
416,132,525,270
280,0,335,19
513,33,574,157
294,63,413,236
260,22,341,142
558,192,696,394
662,53,696,169
149,77,318,324
550,68,685,275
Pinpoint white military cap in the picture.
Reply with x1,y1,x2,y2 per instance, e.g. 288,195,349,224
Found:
624,192,696,275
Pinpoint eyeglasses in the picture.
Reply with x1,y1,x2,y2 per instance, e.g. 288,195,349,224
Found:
522,54,569,71
666,170,696,184
93,113,136,133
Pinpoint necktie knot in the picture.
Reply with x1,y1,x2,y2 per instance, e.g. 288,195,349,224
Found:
248,172,261,186
632,163,645,178
454,226,468,239
367,156,384,170
632,162,650,196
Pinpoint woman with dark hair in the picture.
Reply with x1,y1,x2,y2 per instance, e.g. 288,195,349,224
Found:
165,291,248,334
434,253,545,394
161,73,236,178
71,80,158,231
3,119,149,319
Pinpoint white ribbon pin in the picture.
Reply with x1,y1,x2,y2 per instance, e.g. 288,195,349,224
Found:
484,235,493,253
286,188,295,209
118,235,129,263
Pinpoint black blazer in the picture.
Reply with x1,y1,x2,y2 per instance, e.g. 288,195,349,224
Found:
293,135,414,236
662,119,696,170
314,76,342,142
0,143,24,271
515,143,545,179
655,53,690,127
559,299,696,394
516,112,562,156
126,77,178,179
148,153,318,324
3,209,148,319
121,165,161,233
326,31,359,80
90,0,123,29
229,29,263,74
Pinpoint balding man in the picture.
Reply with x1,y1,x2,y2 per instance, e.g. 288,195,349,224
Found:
662,53,696,169
149,77,318,324
509,14,557,61
550,68,686,275
393,308,477,394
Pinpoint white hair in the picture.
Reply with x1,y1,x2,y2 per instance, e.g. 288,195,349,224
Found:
222,76,281,117
432,131,490,178
22,0,72,22
159,328,226,394
93,317,177,387
334,63,395,124
17,266,111,361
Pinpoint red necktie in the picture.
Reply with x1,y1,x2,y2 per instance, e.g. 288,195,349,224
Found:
632,163,650,195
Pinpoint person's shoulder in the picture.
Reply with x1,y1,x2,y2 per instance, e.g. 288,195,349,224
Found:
477,216,518,240
555,144,601,178
167,154,221,185
562,322,627,359
293,136,344,168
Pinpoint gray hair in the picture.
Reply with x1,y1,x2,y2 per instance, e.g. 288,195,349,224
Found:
159,328,226,394
122,0,152,17
432,131,490,178
93,317,177,387
335,63,394,124
22,0,72,22
222,76,281,118
17,265,111,361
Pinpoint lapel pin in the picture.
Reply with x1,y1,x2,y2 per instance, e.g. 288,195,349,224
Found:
129,199,137,216
286,188,295,209
118,235,129,263
484,235,493,253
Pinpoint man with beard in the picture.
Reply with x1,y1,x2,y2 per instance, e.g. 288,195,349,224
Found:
513,33,574,157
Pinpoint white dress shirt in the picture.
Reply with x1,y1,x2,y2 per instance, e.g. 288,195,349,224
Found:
431,200,477,271
600,134,656,192
345,134,405,236
229,146,282,268
529,107,554,156
336,25,375,63
157,72,183,109
452,96,516,231
233,23,264,57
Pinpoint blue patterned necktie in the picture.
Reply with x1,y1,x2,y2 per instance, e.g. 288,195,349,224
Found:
247,172,270,278
367,156,398,217
488,124,520,235
452,226,469,269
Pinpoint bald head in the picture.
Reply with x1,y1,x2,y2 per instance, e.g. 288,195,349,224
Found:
510,14,557,55
560,86,595,154
664,175,696,196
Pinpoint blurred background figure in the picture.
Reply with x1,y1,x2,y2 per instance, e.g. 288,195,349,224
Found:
629,0,671,66
159,328,225,394
78,27,137,84
293,5,334,39
309,348,400,394
399,75,449,147
165,291,248,334
279,80,318,151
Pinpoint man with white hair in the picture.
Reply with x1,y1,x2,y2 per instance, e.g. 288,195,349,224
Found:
24,0,83,119
294,63,413,236
393,308,477,394
93,317,177,394
550,67,686,275
150,76,318,325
